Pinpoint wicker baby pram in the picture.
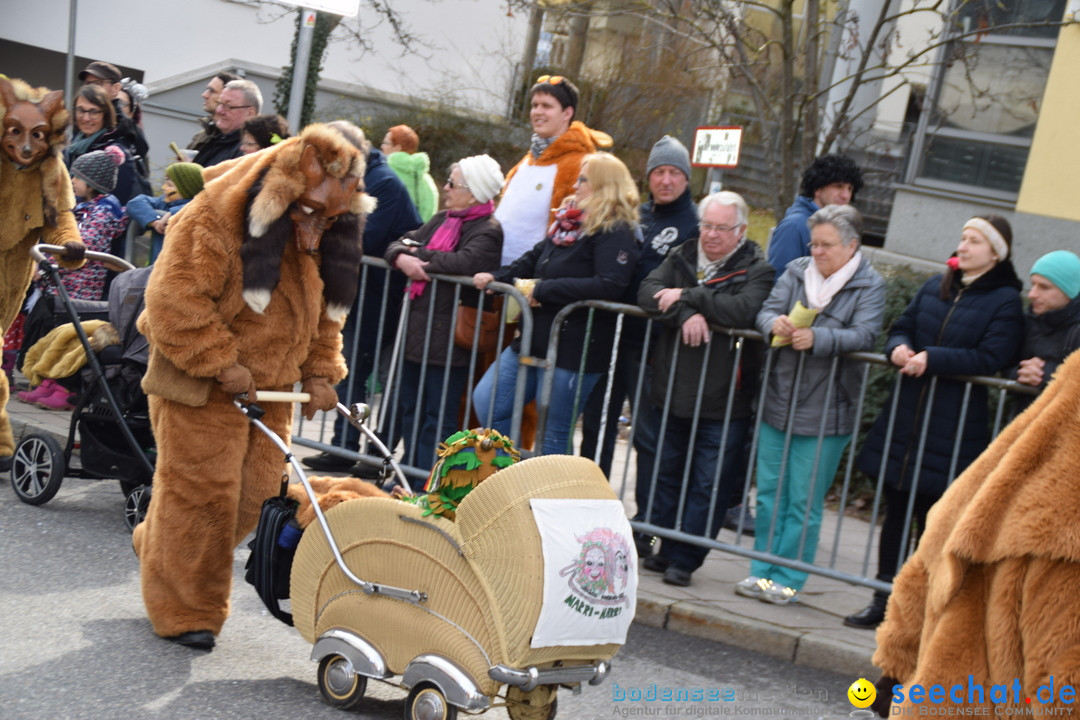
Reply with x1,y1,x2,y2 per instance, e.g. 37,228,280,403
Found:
242,399,636,719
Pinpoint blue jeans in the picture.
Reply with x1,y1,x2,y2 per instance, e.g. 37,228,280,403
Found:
397,360,467,484
472,346,601,455
650,413,749,573
750,422,850,591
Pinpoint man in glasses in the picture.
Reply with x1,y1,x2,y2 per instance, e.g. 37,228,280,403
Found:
193,79,261,167
636,191,774,587
495,75,612,265
767,154,863,282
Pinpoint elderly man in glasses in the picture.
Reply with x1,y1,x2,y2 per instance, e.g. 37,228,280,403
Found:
636,191,774,587
193,79,261,168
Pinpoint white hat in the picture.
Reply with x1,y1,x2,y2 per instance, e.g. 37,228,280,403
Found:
457,154,504,204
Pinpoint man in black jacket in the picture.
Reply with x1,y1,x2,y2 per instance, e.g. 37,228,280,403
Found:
193,79,260,167
636,191,773,587
1010,250,1080,414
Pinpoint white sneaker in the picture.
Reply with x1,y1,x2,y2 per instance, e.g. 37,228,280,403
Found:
734,576,769,599
760,580,799,606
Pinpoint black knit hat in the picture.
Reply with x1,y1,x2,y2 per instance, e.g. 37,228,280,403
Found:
71,145,124,195
799,154,864,200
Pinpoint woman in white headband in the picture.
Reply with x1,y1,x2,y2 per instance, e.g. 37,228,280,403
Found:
843,213,1026,631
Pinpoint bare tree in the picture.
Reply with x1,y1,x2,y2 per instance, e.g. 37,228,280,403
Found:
524,0,1075,217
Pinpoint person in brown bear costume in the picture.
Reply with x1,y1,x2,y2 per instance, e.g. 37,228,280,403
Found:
131,121,376,650
0,76,84,471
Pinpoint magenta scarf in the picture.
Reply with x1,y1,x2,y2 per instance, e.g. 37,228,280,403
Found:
408,201,494,299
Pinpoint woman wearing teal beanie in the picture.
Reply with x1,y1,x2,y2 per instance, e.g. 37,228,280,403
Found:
1009,249,1080,411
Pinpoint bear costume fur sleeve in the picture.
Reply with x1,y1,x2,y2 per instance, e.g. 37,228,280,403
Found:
872,348,1080,713
0,76,83,464
131,122,374,646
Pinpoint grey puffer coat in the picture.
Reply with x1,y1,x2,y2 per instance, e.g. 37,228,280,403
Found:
756,255,886,436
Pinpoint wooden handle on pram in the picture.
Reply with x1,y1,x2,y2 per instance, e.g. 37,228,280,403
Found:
253,391,311,402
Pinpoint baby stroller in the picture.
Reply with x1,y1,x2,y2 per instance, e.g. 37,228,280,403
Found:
9,244,156,531
241,398,637,719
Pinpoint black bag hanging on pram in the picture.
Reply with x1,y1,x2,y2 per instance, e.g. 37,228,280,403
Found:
244,476,302,626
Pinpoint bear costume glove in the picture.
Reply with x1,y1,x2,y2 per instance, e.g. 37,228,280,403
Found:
301,376,337,421
216,363,257,399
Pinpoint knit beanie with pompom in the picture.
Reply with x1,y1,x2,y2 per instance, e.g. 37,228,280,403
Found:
72,145,124,196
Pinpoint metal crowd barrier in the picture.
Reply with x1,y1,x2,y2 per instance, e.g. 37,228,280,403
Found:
294,260,1038,591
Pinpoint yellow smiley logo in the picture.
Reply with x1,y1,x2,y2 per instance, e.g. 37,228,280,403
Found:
848,678,876,708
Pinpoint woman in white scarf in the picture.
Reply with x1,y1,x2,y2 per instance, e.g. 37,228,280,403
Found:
735,204,887,606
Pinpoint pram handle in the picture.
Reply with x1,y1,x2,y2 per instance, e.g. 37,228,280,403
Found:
32,243,136,273
253,391,311,403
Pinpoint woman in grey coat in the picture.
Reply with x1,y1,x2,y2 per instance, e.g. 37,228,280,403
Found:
736,205,885,605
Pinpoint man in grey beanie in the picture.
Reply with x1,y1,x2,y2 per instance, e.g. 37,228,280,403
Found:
581,134,714,551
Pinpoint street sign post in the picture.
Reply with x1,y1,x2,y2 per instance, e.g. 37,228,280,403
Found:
279,1,360,132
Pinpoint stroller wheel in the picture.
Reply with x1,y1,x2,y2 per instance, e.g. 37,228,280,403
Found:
10,433,65,505
124,484,151,532
405,682,457,720
317,653,367,710
507,685,558,720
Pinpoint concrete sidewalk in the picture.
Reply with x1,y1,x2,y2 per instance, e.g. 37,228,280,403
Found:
4,381,882,678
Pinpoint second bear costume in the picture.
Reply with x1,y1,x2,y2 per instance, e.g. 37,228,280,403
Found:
132,122,375,649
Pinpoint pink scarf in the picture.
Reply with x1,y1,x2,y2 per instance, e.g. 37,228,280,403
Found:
408,201,494,299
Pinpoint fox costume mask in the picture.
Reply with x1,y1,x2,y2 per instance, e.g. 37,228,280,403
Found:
198,121,376,323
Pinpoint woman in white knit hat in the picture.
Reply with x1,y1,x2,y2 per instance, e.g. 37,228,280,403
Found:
383,154,505,483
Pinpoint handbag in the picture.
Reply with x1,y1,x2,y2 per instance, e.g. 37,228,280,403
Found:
244,477,301,626
454,298,501,353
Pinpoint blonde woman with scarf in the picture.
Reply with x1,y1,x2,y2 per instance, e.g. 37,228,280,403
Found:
736,204,886,606
472,152,641,456
384,154,504,480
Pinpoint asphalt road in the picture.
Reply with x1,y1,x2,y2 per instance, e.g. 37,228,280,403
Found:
1,476,860,720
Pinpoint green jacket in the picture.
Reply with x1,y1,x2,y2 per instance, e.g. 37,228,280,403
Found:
387,151,439,222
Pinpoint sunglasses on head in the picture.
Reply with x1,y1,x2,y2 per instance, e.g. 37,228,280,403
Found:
536,75,565,86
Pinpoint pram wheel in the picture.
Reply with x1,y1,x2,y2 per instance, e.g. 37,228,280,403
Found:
10,433,65,505
405,682,457,720
507,686,558,720
124,484,151,532
317,653,367,710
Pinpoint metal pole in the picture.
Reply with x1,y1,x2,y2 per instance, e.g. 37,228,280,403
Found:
66,0,77,111
287,8,316,133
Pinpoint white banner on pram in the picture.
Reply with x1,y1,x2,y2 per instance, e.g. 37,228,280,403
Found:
530,499,638,648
